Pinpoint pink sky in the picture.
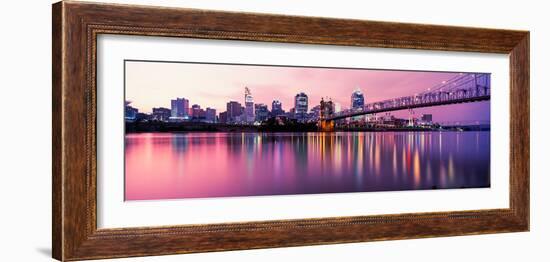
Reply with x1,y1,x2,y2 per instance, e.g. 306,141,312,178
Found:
125,61,490,122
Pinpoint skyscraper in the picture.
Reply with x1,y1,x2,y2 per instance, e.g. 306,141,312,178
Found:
254,103,270,122
351,88,365,109
191,104,201,119
271,99,284,117
205,108,217,123
219,111,228,124
244,87,255,123
351,88,366,122
333,102,342,113
294,92,308,121
171,97,189,118
226,101,243,123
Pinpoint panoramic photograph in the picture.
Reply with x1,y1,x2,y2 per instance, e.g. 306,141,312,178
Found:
124,60,491,201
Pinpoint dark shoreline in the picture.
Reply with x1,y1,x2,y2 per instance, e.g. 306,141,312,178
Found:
125,121,489,133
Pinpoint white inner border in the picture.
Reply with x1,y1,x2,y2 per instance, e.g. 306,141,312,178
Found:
97,34,509,229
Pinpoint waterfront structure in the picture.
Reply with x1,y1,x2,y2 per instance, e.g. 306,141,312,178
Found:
324,73,490,122
351,88,365,109
333,102,342,113
191,104,203,120
254,103,270,122
271,99,284,117
135,112,150,121
226,101,243,123
219,111,228,124
320,98,334,119
152,107,171,121
244,87,255,123
350,88,366,122
421,114,433,123
191,104,201,119
319,98,334,131
294,92,308,121
170,97,189,119
310,105,321,118
125,101,138,121
205,107,217,123
287,107,295,119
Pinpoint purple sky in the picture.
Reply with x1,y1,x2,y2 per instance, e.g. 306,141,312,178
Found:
125,61,490,122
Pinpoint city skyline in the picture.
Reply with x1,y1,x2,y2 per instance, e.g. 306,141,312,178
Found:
125,60,490,122
124,60,492,201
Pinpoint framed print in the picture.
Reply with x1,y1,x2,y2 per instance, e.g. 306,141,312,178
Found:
52,1,529,261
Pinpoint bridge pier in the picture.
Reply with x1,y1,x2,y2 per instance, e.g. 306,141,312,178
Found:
318,120,335,132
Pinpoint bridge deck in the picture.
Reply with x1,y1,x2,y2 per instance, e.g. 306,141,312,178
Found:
327,95,490,120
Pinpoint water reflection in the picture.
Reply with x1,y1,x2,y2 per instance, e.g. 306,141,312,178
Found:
125,132,490,200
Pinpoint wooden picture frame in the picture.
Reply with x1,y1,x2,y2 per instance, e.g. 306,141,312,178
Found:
52,1,529,261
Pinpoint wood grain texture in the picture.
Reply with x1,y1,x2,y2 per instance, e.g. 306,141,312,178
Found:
52,1,530,261
509,35,530,226
52,2,63,260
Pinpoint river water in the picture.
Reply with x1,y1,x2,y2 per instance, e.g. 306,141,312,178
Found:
125,131,490,200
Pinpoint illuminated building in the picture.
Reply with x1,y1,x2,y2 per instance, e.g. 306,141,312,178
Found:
244,87,255,123
294,92,308,121
170,97,189,119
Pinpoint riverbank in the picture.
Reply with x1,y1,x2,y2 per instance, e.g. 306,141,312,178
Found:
125,121,488,133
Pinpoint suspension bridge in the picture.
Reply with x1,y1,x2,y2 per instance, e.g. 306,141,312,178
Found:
318,73,490,130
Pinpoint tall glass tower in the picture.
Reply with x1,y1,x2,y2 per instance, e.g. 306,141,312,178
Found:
294,92,308,121
350,88,366,122
171,97,189,118
244,87,255,123
351,88,365,109
271,100,284,116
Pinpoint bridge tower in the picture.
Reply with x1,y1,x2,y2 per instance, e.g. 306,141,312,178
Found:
319,119,335,132
318,97,335,132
